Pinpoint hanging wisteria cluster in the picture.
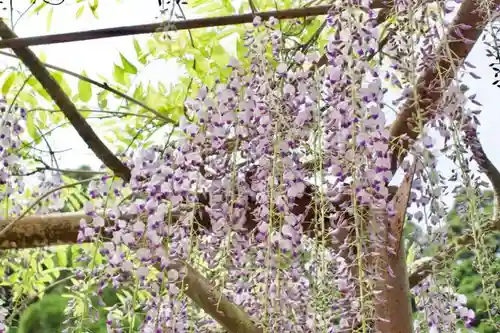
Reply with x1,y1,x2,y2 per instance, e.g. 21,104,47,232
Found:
72,1,483,332
0,102,26,217
2,0,499,332
0,100,68,218
0,102,73,333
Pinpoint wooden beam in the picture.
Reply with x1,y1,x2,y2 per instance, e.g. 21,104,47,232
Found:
0,2,390,49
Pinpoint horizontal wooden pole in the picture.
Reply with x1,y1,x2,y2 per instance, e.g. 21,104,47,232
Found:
0,212,90,249
0,2,390,49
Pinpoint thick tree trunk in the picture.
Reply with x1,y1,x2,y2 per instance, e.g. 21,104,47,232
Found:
373,240,413,333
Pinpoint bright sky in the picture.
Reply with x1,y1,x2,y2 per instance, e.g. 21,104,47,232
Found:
2,0,500,212
1,0,186,170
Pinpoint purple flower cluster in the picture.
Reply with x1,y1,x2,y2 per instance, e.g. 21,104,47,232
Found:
26,1,489,332
413,282,476,332
0,104,26,217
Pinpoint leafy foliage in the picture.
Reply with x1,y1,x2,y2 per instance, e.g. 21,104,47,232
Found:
446,191,500,332
0,1,498,333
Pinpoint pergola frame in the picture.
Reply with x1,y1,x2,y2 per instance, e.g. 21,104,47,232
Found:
0,1,499,332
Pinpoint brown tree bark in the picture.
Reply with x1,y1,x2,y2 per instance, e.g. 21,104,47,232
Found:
371,169,415,333
160,261,263,333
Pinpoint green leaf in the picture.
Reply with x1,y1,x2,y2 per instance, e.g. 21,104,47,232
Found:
138,53,148,65
75,5,85,19
302,18,321,42
50,112,64,126
67,194,81,211
147,39,158,57
78,71,92,102
38,108,48,129
97,91,108,109
185,66,198,81
18,91,38,108
133,38,140,55
31,1,47,15
89,0,99,12
113,128,129,144
189,0,205,8
75,192,89,206
212,44,229,68
2,72,16,96
55,248,68,268
89,3,99,19
38,51,48,63
125,124,138,138
120,53,137,74
93,249,103,265
387,15,398,25
195,2,224,15
133,83,144,100
221,0,234,13
158,82,167,94
41,256,55,270
26,112,38,142
406,242,417,266
133,38,147,65
26,76,51,101
46,7,54,32
52,72,72,96
194,55,211,75
113,65,126,86
215,26,242,40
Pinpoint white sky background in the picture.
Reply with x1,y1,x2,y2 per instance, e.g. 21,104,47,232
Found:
1,0,188,170
1,0,500,213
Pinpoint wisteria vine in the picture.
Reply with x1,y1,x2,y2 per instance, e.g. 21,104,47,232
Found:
1,0,499,333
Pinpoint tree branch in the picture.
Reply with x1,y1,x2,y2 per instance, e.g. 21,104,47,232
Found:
0,0,494,252
370,170,416,332
391,160,417,257
0,20,132,181
463,124,500,225
0,4,497,312
305,0,495,240
408,213,499,289
0,3,390,49
408,232,474,288
0,177,98,239
0,186,322,249
408,120,500,288
162,260,263,333
18,166,107,177
1,217,262,332
389,0,498,174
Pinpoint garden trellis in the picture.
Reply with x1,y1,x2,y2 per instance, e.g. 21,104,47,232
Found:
0,0,499,332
